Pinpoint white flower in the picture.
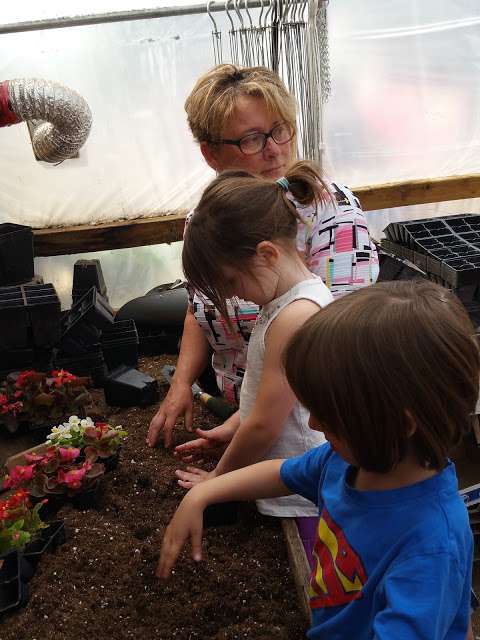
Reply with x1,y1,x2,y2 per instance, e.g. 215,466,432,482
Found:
68,415,80,425
80,417,94,428
62,433,72,439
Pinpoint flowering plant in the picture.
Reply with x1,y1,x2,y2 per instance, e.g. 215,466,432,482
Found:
0,489,48,555
47,416,127,462
3,447,105,499
0,370,91,433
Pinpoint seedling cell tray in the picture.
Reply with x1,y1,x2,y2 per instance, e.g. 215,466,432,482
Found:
0,551,30,616
23,521,66,569
383,214,480,288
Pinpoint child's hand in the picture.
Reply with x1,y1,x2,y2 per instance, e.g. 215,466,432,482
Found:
156,493,204,579
175,466,217,489
174,425,232,463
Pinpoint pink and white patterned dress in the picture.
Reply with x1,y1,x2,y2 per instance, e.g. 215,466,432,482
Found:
186,181,379,405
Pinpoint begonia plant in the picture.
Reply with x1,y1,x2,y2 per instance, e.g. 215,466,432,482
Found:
0,489,48,556
0,369,91,433
3,446,105,499
47,416,127,463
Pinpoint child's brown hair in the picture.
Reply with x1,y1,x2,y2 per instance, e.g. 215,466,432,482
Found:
284,280,480,472
182,160,329,320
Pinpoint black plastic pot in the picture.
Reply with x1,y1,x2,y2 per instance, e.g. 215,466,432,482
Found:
0,223,34,287
72,259,107,298
28,493,64,518
63,288,114,334
23,521,66,569
203,501,240,528
0,297,28,348
24,285,61,347
101,335,139,370
101,452,119,472
138,328,181,356
103,365,159,407
72,484,100,509
56,345,108,387
0,550,30,616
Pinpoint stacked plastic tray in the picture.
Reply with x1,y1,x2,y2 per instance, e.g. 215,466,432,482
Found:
383,214,480,289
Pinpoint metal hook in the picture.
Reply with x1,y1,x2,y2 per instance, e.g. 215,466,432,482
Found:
243,0,254,29
225,0,236,32
233,0,244,29
207,0,219,32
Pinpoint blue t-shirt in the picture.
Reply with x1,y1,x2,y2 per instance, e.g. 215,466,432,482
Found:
280,444,473,639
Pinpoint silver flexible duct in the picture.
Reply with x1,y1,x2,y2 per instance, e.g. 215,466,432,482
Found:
1,78,92,163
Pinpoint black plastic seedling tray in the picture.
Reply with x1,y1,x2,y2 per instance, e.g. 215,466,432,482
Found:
23,521,66,569
103,365,159,407
0,223,34,287
0,550,31,616
383,215,480,289
62,288,114,338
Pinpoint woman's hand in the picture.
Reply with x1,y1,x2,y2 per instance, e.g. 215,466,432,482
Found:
174,419,238,463
147,381,194,448
175,466,217,489
156,491,204,578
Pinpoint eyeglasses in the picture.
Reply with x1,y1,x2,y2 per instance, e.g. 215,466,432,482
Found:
211,122,295,156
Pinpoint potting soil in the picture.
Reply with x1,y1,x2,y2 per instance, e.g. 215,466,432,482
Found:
0,355,307,640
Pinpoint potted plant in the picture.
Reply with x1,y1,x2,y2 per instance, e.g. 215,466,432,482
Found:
0,369,91,434
3,446,105,509
0,489,47,556
46,416,127,470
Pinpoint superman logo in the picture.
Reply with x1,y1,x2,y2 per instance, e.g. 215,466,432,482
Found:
309,509,367,608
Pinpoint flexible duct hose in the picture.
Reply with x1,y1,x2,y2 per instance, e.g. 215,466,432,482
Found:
0,78,92,163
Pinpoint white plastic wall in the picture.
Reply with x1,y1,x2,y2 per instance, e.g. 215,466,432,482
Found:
1,1,480,308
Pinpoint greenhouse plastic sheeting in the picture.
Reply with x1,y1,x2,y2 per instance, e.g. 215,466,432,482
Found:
1,0,480,308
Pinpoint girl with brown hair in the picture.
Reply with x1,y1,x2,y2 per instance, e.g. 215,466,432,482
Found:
177,160,332,531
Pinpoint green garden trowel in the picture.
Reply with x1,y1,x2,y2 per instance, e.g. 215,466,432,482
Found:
161,365,236,422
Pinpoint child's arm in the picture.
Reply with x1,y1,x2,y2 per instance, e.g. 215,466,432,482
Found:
157,459,289,578
175,299,320,487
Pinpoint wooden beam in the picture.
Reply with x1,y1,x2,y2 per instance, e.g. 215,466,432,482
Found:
32,173,480,257
33,212,187,257
281,518,312,625
354,173,480,212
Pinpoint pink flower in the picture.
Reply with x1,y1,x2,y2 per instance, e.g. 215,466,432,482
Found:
24,452,46,463
3,464,36,489
58,447,80,463
57,462,91,490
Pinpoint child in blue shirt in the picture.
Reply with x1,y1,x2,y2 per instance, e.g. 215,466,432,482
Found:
157,280,479,639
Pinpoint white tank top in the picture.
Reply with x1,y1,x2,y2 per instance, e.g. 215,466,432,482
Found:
239,277,333,517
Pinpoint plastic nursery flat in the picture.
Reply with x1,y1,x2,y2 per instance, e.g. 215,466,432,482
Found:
383,214,480,288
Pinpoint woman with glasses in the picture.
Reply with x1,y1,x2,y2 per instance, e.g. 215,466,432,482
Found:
147,64,379,453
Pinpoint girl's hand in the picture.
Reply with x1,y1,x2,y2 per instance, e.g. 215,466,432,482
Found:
174,424,234,463
156,493,204,578
175,466,217,489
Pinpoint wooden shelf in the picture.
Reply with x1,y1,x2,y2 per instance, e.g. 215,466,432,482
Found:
31,173,480,257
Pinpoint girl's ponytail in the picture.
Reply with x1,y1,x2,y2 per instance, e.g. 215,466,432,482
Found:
282,160,330,207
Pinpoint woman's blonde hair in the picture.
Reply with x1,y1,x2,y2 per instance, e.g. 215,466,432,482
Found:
185,64,297,143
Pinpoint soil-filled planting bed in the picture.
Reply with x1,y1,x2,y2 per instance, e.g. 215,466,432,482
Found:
0,356,306,640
